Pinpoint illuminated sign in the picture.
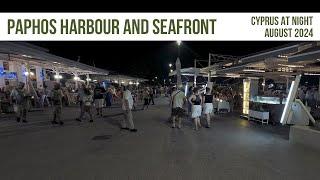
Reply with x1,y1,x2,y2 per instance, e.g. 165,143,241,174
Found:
0,66,4,77
0,69,18,79
280,81,295,124
5,72,17,79
243,79,250,115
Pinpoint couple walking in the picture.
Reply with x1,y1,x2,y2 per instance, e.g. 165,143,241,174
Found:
170,87,214,130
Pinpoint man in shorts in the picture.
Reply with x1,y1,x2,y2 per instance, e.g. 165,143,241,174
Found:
170,87,186,129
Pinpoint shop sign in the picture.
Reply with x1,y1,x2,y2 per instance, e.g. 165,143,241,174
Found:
0,66,4,77
4,72,17,79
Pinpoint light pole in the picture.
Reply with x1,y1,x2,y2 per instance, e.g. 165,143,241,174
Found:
169,63,174,75
176,40,182,88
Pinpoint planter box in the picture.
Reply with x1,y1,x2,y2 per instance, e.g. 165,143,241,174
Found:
248,110,269,124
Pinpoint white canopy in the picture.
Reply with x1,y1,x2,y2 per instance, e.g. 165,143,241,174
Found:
0,42,109,75
169,67,204,77
0,42,147,82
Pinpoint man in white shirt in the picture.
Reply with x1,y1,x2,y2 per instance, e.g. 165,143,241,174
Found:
170,87,186,128
121,86,137,132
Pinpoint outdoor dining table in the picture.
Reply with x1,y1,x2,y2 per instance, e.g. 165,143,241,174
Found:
217,100,230,112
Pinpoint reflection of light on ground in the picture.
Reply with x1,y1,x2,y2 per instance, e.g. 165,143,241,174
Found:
240,120,249,127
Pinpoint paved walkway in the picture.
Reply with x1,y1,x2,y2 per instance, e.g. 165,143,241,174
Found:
0,97,319,180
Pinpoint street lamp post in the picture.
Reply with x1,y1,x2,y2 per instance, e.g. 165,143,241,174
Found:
194,59,197,86
176,40,182,88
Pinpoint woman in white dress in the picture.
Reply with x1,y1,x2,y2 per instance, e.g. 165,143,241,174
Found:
188,88,202,130
202,87,214,128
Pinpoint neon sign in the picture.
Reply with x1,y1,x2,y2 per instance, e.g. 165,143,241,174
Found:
0,66,4,77
5,72,17,79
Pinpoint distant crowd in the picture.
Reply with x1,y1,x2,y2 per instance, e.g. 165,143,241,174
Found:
0,80,170,133
1,81,243,131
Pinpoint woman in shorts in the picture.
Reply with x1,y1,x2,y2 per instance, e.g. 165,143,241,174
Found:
188,88,202,130
203,87,214,128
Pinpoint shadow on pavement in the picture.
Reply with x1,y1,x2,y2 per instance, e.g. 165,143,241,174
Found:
92,135,112,140
102,116,121,129
0,118,86,138
157,114,194,129
0,110,130,138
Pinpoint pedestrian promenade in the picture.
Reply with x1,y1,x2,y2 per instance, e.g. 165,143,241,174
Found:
0,97,319,180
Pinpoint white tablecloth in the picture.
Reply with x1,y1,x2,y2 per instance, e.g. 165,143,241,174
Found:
217,101,230,112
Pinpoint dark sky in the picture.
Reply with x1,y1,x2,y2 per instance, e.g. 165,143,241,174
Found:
30,41,291,80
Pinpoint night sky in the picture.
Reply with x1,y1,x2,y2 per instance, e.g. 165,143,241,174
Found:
30,41,291,81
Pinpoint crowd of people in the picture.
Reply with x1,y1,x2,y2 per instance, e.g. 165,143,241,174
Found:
4,79,320,132
0,80,172,133
169,85,241,131
298,86,320,108
297,86,320,118
6,80,320,132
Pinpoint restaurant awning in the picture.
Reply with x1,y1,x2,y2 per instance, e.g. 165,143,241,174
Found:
201,42,320,79
169,67,202,76
0,42,148,83
0,42,109,75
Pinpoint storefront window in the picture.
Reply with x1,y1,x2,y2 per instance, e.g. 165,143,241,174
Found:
3,61,9,71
